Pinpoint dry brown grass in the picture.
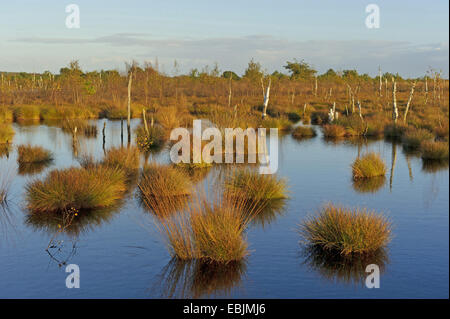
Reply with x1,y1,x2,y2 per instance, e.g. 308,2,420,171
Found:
299,203,392,255
17,144,53,164
352,153,386,179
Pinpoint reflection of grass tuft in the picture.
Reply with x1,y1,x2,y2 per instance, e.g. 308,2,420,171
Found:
352,176,386,193
301,245,388,286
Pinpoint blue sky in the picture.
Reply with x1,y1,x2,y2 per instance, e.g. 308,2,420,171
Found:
0,0,448,77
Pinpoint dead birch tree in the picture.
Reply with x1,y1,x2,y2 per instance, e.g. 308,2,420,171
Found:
228,74,232,107
392,78,398,124
127,67,133,142
403,81,416,123
261,77,271,119
378,66,382,96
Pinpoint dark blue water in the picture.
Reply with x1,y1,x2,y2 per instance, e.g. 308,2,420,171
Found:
0,120,448,298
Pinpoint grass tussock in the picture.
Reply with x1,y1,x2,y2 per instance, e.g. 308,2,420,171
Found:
17,144,53,164
25,166,127,213
139,163,192,197
322,124,347,138
292,126,317,139
420,141,449,160
299,204,392,255
224,168,288,201
352,152,386,179
0,124,14,144
157,194,252,263
103,146,140,172
402,128,434,148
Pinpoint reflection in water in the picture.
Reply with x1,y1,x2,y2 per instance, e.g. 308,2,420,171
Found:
422,159,449,173
26,205,122,238
153,258,247,298
301,246,389,286
0,144,12,158
406,155,414,182
247,198,287,228
0,202,17,245
352,176,386,193
390,142,398,191
138,193,189,218
18,160,53,175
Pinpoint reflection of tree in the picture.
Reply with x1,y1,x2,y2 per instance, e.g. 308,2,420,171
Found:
390,142,397,191
301,245,389,286
153,258,247,298
352,176,386,194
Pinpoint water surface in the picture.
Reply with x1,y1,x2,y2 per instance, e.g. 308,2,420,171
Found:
0,120,448,298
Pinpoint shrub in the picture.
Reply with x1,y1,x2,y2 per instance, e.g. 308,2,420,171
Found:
17,144,53,164
384,123,408,139
25,166,127,213
322,124,347,138
0,107,13,122
135,125,165,152
13,105,41,121
262,117,293,131
311,111,328,125
420,141,449,160
287,112,301,122
402,128,434,148
299,204,392,255
292,126,317,139
0,124,14,144
352,153,386,179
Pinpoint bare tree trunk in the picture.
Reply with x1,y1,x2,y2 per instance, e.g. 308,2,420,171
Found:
403,81,416,123
314,77,318,96
127,71,133,143
392,79,398,124
357,100,363,121
228,75,232,107
142,108,149,135
378,66,382,96
261,77,271,119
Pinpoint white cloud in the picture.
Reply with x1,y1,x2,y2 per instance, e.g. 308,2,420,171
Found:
7,34,449,77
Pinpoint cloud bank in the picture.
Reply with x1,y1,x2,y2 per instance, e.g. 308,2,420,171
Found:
7,33,449,77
